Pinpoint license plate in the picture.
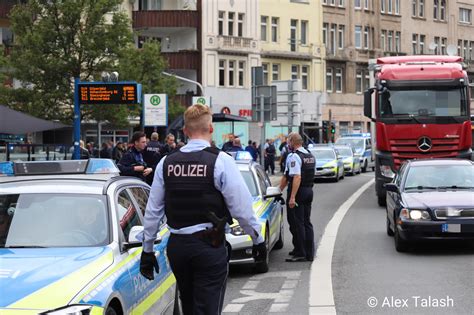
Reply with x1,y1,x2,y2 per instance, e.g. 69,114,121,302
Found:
442,224,461,233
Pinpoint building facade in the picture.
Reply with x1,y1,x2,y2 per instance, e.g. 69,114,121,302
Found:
259,0,325,141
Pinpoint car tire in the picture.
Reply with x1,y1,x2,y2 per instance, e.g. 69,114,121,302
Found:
394,224,409,252
333,170,339,182
371,166,375,172
362,160,368,173
274,211,284,250
254,226,270,273
377,194,386,207
173,289,181,315
105,307,118,315
386,216,394,237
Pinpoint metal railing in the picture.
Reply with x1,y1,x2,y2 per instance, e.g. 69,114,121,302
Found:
2,144,72,161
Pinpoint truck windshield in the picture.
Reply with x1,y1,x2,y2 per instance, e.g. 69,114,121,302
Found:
379,87,468,117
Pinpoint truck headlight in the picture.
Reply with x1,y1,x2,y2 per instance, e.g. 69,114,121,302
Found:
40,304,93,315
380,165,395,178
230,225,245,236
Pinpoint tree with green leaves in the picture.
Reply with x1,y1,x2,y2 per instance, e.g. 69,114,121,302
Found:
0,0,180,128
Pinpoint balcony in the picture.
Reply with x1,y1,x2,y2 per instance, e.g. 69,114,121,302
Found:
216,36,258,53
133,10,199,29
162,51,200,70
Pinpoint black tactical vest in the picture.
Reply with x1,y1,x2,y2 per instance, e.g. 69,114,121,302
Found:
163,147,231,229
286,149,316,188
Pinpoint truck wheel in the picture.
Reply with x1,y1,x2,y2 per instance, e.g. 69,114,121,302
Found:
377,194,386,207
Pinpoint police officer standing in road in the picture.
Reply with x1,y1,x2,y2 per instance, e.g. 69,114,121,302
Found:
140,104,266,315
279,132,316,262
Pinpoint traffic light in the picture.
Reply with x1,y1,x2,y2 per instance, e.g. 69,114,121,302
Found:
322,121,329,143
331,123,336,134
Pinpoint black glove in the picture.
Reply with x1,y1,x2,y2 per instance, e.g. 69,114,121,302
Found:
140,251,159,280
252,242,267,263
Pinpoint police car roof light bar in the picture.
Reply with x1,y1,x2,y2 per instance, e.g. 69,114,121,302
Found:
0,159,119,176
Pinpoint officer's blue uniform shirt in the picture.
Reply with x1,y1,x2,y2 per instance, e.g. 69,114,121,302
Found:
142,139,264,253
285,147,309,177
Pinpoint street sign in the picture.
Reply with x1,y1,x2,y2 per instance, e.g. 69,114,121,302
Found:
144,94,168,127
251,85,277,122
78,83,140,105
270,80,301,128
192,96,211,107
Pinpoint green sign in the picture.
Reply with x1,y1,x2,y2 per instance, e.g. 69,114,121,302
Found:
150,95,161,106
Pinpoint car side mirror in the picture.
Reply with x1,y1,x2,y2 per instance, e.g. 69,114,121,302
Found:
384,183,399,193
264,186,282,200
123,225,161,251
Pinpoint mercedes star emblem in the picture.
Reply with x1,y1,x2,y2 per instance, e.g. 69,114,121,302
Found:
417,136,432,152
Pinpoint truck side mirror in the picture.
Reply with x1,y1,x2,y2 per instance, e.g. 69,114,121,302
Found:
364,88,374,119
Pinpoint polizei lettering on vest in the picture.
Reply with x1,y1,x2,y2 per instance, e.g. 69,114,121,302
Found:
303,157,315,164
168,164,207,177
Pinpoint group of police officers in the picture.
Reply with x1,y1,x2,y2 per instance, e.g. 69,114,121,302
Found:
134,104,315,314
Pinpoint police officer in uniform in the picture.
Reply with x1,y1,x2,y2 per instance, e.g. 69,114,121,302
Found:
140,104,266,315
279,132,316,262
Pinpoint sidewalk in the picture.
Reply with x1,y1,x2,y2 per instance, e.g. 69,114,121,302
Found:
268,172,282,186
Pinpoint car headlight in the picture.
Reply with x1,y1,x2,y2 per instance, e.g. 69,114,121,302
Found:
380,165,395,178
400,208,431,221
40,304,93,315
230,225,246,236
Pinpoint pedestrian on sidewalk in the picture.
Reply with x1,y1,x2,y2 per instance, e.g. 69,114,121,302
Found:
265,139,276,175
279,132,316,262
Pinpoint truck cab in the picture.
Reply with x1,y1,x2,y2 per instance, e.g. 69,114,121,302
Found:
364,56,472,206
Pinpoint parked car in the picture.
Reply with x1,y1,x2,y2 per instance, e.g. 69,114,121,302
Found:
385,159,474,252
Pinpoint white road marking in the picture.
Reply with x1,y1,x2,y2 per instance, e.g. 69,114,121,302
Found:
309,178,375,314
282,279,298,289
243,280,259,289
222,304,244,313
269,303,289,312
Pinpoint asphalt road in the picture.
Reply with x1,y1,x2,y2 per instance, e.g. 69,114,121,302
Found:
222,171,474,315
222,172,375,314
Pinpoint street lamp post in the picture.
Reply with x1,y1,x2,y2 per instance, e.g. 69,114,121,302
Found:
161,71,204,97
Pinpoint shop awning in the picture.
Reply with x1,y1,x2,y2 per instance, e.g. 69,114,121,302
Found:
0,105,69,134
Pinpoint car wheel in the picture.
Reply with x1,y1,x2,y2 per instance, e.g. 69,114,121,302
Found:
105,307,118,315
173,288,181,315
362,160,368,173
333,169,339,182
394,223,409,252
377,194,386,207
274,211,284,250
371,166,375,172
386,216,394,237
254,226,270,273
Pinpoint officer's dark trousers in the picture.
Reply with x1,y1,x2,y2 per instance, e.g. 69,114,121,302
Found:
167,233,228,315
287,187,315,259
265,156,275,174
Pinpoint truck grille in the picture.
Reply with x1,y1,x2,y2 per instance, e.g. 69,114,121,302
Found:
434,208,474,219
389,138,460,168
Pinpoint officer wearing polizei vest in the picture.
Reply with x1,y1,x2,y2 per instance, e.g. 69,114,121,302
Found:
140,104,266,315
279,132,316,262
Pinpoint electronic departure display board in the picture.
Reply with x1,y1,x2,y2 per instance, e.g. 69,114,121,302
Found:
78,83,139,105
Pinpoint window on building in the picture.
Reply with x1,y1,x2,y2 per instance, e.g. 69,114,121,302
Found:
301,20,308,45
338,0,344,7
419,0,424,17
219,60,225,86
326,68,333,92
388,30,393,51
395,31,400,52
330,24,336,54
338,25,345,49
365,72,370,90
441,37,447,55
395,0,400,14
228,12,235,36
470,41,474,60
433,0,438,19
272,64,280,81
339,122,349,135
262,63,269,85
355,25,362,48
412,34,418,54
271,17,279,42
460,8,472,24
355,0,361,9
330,0,335,5
238,13,244,37
218,11,224,36
261,16,268,41
388,0,392,13
412,0,417,16
434,36,440,54
228,61,235,86
301,66,308,90
364,26,370,49
290,19,298,52
420,34,425,54
238,61,245,87
323,0,327,3
291,64,300,80
335,68,343,93
364,0,369,10
458,39,462,56
356,70,363,94
381,0,385,13
440,0,445,20
381,30,386,51
323,23,328,46
464,40,469,59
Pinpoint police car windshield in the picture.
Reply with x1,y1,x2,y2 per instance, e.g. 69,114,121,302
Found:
336,148,353,157
335,138,364,153
0,194,109,248
310,149,336,160
240,171,259,197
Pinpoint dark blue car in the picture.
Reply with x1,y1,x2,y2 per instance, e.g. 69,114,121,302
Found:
385,159,474,252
